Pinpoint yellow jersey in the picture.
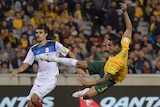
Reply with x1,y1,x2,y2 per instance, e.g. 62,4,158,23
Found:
104,36,131,83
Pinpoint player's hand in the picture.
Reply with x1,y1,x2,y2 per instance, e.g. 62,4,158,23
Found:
119,3,127,12
77,77,89,86
76,68,86,77
10,71,17,80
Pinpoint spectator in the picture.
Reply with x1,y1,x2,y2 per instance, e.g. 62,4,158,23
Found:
66,15,79,31
130,32,143,51
128,51,137,74
155,35,160,54
104,0,119,31
23,0,34,17
92,30,103,45
142,59,153,73
0,61,12,74
48,3,58,21
5,9,14,30
0,38,5,52
13,12,23,31
14,0,23,12
11,50,22,69
83,0,96,21
20,32,29,49
152,15,160,42
0,20,9,40
73,3,84,20
143,5,153,22
30,10,41,27
134,0,143,21
72,45,84,60
23,24,35,45
148,15,156,44
154,56,160,73
94,45,102,60
136,50,148,73
0,2,5,22
0,51,11,69
2,42,16,61
3,29,19,49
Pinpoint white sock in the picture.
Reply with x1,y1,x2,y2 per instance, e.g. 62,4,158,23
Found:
55,58,78,67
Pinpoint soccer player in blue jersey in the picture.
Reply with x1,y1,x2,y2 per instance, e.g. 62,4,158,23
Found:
9,25,85,107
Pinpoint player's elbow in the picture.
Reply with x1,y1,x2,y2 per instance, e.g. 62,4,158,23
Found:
126,26,132,32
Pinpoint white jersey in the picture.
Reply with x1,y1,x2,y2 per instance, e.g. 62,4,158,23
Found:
24,40,69,85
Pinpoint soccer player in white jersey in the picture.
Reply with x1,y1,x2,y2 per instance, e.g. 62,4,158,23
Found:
9,25,84,107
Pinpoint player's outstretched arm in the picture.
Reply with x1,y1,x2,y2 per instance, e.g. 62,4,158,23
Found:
77,73,112,86
10,63,30,80
120,3,132,38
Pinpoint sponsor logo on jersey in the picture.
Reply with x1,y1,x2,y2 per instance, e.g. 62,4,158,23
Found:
45,47,49,53
62,47,67,52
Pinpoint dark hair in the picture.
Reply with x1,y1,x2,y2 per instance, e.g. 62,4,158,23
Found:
36,24,49,34
108,33,121,47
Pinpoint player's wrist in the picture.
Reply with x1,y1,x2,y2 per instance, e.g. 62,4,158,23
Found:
15,69,19,74
122,9,126,13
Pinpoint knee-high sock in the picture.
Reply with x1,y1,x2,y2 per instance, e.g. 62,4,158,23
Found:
55,58,78,67
35,101,42,107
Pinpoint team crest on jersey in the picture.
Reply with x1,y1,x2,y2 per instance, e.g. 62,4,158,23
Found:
109,67,116,73
62,47,67,52
123,37,129,43
45,47,49,53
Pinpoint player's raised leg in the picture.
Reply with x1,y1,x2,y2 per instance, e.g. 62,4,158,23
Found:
40,56,88,68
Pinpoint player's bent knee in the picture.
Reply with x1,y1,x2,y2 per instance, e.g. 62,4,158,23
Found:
31,96,39,105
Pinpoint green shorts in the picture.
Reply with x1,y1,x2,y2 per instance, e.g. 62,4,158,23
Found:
94,80,115,95
87,60,106,77
87,60,116,94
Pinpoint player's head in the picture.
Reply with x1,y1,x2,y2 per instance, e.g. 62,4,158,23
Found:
35,24,49,43
107,34,121,54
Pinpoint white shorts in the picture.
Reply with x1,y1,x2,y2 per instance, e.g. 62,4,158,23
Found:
27,78,57,100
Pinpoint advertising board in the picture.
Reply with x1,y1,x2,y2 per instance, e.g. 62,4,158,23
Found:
0,86,160,107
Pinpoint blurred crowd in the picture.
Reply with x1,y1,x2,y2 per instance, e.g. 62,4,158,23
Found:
0,0,160,74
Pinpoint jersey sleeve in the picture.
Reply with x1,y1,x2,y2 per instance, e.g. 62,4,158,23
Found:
55,41,69,56
106,62,121,75
23,48,35,65
121,36,131,49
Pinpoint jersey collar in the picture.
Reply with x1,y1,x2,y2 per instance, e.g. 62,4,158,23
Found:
110,47,122,56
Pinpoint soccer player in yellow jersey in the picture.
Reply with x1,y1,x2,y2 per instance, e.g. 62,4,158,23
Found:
40,3,132,99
